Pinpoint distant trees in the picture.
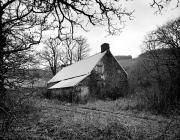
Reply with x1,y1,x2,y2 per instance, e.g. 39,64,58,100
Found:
38,36,90,75
62,36,90,65
143,16,180,104
75,36,90,61
38,38,61,75
129,17,180,112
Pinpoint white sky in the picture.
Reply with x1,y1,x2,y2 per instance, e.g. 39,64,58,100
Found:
78,0,180,58
39,0,180,58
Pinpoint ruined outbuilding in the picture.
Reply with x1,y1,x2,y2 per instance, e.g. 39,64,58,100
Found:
47,43,128,102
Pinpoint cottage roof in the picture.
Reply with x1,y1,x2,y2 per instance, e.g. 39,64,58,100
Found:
48,51,107,84
49,74,89,89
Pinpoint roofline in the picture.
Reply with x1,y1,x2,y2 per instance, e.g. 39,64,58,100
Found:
60,74,88,82
47,51,107,83
48,51,107,84
48,74,87,85
86,50,107,75
48,73,90,90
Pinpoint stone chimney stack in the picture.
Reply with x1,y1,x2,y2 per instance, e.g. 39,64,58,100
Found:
101,43,110,53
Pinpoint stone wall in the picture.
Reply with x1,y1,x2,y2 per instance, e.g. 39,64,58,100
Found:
93,50,128,97
49,82,89,103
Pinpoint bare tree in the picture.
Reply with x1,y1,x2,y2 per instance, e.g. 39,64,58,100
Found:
38,38,62,75
74,36,90,61
62,36,90,65
38,36,90,75
0,1,43,100
62,36,77,65
150,0,180,12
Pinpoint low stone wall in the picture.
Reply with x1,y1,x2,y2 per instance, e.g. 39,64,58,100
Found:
49,86,89,103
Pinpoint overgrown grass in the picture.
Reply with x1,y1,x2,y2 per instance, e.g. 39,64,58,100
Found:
126,88,180,116
2,89,179,140
2,89,134,140
0,88,41,139
79,97,137,113
50,121,132,140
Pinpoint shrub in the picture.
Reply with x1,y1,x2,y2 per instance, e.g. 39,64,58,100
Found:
128,54,180,113
102,122,132,140
42,90,52,99
98,86,124,100
0,89,39,139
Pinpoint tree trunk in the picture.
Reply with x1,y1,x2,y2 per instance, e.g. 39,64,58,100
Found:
0,6,7,100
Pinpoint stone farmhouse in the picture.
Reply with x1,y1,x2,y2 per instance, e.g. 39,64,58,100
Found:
47,43,128,101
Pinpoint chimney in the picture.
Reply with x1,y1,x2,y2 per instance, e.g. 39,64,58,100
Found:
101,43,110,53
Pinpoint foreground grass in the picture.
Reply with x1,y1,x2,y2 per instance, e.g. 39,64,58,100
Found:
2,90,180,140
5,98,133,140
78,98,164,121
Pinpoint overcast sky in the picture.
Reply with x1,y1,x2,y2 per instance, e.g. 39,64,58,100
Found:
80,0,180,58
39,1,180,58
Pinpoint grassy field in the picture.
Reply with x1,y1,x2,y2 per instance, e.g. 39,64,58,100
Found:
4,91,179,140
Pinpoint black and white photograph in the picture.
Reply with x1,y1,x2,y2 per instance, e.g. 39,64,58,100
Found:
0,0,180,139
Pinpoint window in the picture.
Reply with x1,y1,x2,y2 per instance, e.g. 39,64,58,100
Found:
96,64,104,74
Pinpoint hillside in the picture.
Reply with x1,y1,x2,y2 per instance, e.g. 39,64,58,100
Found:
115,55,138,73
